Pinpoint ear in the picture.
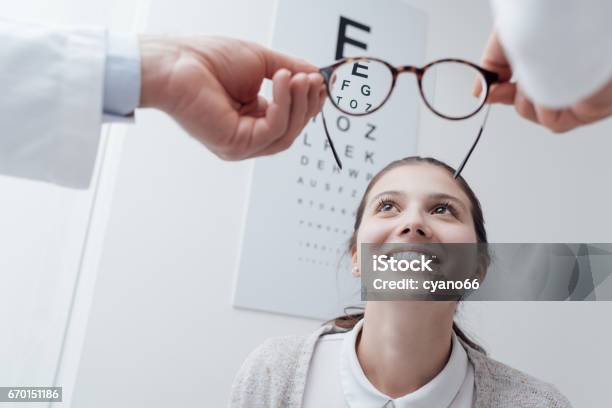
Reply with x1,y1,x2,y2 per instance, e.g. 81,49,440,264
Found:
351,244,360,277
474,252,489,282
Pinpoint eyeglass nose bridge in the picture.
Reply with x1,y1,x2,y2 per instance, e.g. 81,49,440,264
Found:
396,65,425,79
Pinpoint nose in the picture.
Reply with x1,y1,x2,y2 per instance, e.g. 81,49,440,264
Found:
397,211,432,240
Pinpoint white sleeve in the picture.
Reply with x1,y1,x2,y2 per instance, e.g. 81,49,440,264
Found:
490,0,612,108
0,19,106,189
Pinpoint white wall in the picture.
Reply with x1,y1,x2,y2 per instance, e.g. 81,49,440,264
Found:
71,0,612,407
0,0,138,405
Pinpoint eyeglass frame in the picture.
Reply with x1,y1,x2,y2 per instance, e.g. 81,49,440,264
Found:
317,57,500,170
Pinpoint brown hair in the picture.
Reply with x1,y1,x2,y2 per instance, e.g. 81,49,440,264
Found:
330,156,488,353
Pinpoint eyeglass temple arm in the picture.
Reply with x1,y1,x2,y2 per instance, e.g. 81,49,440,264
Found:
317,67,343,169
320,109,343,169
454,104,492,179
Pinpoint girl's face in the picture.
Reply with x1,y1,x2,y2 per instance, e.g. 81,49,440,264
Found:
352,164,478,268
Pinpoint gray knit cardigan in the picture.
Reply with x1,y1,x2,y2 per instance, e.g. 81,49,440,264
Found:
230,324,573,407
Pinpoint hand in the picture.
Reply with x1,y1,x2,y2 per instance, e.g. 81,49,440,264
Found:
139,36,325,159
475,31,612,133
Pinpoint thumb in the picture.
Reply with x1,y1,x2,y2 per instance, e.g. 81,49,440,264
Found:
258,46,319,78
474,30,513,97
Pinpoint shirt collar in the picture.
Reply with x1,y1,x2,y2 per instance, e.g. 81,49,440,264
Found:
340,318,469,408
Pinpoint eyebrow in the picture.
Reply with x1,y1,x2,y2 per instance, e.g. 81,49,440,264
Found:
367,190,468,213
368,190,403,207
428,193,469,213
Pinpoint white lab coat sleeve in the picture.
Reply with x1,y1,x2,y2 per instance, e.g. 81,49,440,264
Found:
0,19,106,189
490,0,612,108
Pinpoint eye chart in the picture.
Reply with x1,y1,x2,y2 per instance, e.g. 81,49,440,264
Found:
233,0,427,320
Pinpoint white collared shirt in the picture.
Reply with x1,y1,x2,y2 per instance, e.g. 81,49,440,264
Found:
302,319,475,407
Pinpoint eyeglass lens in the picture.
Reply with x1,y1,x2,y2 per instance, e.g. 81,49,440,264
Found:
320,58,491,171
420,61,488,119
327,59,393,115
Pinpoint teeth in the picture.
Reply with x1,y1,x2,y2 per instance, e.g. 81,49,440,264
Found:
391,251,437,263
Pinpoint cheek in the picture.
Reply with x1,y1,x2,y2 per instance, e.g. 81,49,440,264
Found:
433,220,478,243
354,218,393,266
356,218,393,244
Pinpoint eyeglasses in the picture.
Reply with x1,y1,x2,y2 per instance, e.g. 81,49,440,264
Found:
318,57,499,178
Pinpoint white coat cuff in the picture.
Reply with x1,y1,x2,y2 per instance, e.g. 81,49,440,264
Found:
102,31,140,121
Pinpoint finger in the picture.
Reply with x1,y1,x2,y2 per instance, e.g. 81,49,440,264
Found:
249,72,310,157
256,45,318,78
239,68,292,155
533,105,578,133
305,73,324,122
238,95,269,118
284,73,310,139
514,90,538,123
318,85,327,109
254,95,269,117
534,106,561,130
266,69,292,132
479,31,513,80
486,82,517,104
474,30,513,96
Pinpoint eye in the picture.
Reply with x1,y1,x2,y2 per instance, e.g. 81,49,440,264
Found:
431,202,454,215
376,197,399,213
381,202,394,212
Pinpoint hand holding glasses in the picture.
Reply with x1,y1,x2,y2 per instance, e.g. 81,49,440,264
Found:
317,57,499,178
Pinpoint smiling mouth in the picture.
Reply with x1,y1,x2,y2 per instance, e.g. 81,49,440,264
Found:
387,251,440,265
385,245,445,264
